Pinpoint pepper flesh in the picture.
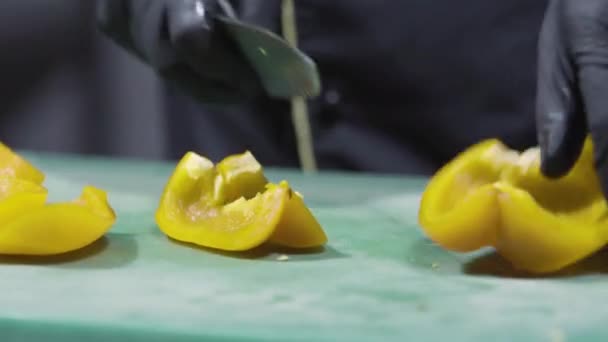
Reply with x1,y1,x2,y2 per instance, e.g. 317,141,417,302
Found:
0,143,116,255
418,138,608,273
269,190,327,248
215,151,269,203
0,143,44,184
418,139,503,252
155,151,327,251
214,151,327,248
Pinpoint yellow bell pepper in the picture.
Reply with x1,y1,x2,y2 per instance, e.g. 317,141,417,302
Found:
0,142,45,184
418,138,608,273
215,151,269,203
0,143,116,255
155,150,327,252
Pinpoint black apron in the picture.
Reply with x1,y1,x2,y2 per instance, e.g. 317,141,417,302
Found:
165,0,549,175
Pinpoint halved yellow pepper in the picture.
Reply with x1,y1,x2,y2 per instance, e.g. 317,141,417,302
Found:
0,177,48,225
418,139,503,252
418,138,608,273
155,150,327,252
0,142,116,255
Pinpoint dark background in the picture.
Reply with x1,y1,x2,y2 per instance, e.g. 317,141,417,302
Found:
0,0,546,174
0,0,166,159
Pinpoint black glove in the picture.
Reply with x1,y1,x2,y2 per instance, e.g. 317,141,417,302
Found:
96,0,264,104
536,0,608,195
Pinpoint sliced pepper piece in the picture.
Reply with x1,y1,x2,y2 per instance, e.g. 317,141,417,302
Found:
493,140,608,273
418,139,505,252
213,151,327,248
269,189,327,248
0,143,44,184
418,137,608,273
0,176,48,224
0,142,116,255
155,151,327,251
155,152,289,251
0,185,116,255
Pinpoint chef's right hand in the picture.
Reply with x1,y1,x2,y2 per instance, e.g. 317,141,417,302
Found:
96,0,264,104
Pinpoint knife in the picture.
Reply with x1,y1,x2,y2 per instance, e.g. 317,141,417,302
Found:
215,14,321,99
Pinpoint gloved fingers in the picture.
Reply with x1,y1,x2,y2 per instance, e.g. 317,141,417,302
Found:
96,0,262,103
579,61,608,198
167,0,217,50
562,0,608,196
127,0,178,68
167,0,263,97
536,0,587,178
578,66,608,200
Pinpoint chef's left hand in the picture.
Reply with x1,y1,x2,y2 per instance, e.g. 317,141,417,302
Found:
536,0,608,197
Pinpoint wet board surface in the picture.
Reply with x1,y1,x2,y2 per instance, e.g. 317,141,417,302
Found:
1,151,608,341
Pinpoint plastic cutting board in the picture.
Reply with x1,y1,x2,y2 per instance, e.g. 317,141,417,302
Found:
1,151,608,341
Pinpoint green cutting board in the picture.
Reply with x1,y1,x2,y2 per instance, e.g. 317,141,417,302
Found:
1,151,608,341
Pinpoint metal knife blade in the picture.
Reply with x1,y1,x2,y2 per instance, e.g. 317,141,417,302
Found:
215,15,321,99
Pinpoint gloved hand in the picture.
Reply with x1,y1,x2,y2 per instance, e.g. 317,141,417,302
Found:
96,0,264,104
536,0,608,196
